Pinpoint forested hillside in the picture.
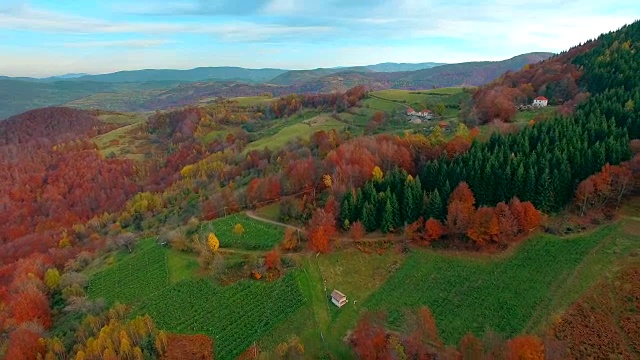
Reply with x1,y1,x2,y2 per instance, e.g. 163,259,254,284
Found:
0,20,639,360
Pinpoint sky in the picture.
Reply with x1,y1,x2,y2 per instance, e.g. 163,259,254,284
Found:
1,0,639,77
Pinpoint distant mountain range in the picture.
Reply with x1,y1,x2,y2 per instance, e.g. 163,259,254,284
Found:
0,53,552,119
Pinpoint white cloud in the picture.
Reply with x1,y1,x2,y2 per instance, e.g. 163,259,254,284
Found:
60,39,171,48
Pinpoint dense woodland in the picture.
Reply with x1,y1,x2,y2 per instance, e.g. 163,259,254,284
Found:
0,20,639,360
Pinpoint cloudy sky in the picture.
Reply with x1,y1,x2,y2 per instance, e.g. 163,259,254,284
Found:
1,0,639,77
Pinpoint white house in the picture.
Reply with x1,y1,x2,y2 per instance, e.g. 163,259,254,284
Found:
532,96,548,107
407,108,433,120
331,290,347,308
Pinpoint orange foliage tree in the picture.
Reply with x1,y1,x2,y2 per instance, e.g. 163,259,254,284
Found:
424,218,446,242
467,207,499,246
264,250,281,271
307,209,337,253
349,312,390,360
447,182,476,238
11,287,52,329
506,335,545,360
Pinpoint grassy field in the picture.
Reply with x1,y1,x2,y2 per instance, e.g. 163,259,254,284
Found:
97,113,146,125
365,223,634,344
257,250,405,358
200,127,232,144
243,115,346,153
255,218,638,357
201,214,284,250
514,106,558,123
92,122,150,161
255,203,281,222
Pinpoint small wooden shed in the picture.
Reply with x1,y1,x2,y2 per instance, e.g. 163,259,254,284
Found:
331,289,347,308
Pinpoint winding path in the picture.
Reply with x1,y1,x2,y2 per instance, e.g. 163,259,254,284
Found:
245,210,400,244
245,210,306,233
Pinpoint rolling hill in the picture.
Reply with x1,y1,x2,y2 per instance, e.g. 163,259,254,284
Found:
70,67,288,84
0,53,551,119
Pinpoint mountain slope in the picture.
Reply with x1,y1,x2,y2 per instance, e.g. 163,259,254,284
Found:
365,62,446,72
72,67,288,84
268,66,373,85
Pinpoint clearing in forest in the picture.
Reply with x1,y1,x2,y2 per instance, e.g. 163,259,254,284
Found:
201,213,284,250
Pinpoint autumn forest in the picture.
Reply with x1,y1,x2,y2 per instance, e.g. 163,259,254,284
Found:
1,19,640,360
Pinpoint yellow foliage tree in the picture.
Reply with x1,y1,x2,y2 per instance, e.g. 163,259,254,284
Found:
207,233,220,252
372,166,384,182
233,223,245,236
180,164,196,179
58,230,72,248
44,268,61,290
322,174,332,188
406,174,414,183
455,123,470,138
428,125,445,145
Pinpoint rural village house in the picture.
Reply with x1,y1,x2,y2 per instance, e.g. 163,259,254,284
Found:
406,107,434,119
331,290,348,308
532,96,548,107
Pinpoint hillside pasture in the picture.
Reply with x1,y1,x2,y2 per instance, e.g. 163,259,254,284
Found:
92,121,152,161
365,223,636,344
243,115,346,153
201,214,284,250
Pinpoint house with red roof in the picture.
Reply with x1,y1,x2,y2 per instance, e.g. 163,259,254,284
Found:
406,107,417,116
532,96,548,107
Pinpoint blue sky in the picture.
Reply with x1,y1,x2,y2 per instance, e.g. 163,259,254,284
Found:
1,0,639,77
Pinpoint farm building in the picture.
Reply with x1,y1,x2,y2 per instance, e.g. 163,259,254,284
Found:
331,290,347,308
532,96,548,107
406,108,433,119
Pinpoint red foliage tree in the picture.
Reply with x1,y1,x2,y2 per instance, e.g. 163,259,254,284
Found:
264,250,281,271
350,221,365,241
5,326,45,360
350,312,390,360
307,209,337,253
424,218,445,242
521,201,542,232
467,207,499,246
404,307,442,359
405,218,424,243
506,335,545,360
447,183,477,237
494,202,519,244
459,332,484,360
11,288,52,329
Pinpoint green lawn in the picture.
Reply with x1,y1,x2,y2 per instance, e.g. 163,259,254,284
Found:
255,203,281,221
166,249,199,284
243,116,346,153
514,106,558,123
257,250,405,358
365,224,632,344
202,214,284,250
201,127,232,144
